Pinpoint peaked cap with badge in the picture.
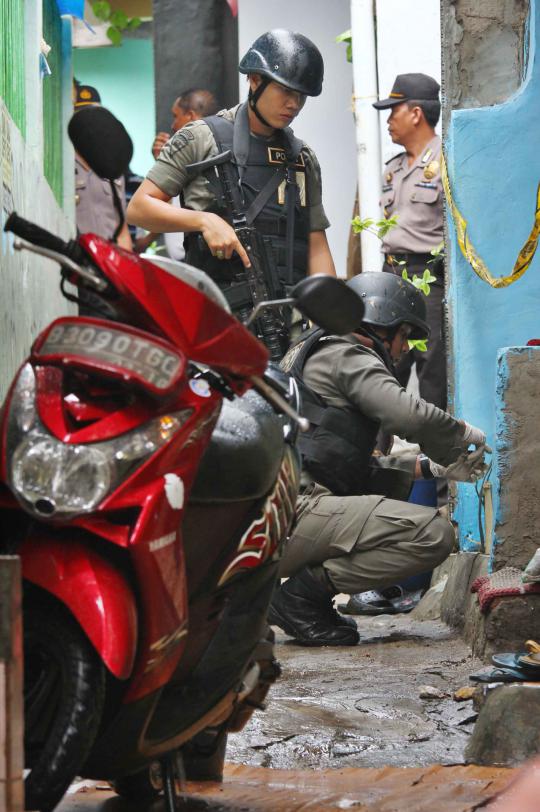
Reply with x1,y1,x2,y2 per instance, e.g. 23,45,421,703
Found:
373,73,440,110
74,82,102,108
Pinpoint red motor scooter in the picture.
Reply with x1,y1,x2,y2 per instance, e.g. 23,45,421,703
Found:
0,213,363,811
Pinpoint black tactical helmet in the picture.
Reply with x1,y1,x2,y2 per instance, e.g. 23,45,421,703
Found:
239,29,324,97
347,272,430,340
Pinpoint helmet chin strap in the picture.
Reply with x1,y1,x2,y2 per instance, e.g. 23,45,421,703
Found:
248,77,273,128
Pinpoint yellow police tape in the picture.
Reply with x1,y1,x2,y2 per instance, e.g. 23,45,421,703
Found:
441,154,540,288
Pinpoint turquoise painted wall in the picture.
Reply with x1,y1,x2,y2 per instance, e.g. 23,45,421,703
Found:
73,38,155,177
447,1,540,552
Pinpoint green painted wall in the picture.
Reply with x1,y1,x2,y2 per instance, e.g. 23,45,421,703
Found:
73,38,155,177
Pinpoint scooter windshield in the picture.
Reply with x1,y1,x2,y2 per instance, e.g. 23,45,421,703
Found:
80,235,269,378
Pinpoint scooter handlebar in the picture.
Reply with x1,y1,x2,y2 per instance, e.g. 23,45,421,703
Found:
4,212,72,258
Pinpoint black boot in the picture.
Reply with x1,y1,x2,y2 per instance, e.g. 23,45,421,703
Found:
268,567,359,646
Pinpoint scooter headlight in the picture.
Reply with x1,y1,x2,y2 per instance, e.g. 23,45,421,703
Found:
12,437,111,516
6,364,192,519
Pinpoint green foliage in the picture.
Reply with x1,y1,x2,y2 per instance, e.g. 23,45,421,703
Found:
336,29,352,62
351,214,399,240
351,212,442,352
408,338,428,353
144,241,167,256
401,267,437,296
91,1,141,46
376,215,399,239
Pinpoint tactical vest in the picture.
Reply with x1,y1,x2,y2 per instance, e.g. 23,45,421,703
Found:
282,329,388,497
184,105,309,315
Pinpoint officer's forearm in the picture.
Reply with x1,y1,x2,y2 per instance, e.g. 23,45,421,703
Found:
308,230,336,277
127,182,207,234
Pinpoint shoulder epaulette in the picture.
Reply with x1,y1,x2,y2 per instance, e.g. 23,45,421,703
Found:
385,151,407,165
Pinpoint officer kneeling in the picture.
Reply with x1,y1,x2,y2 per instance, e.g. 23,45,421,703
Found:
269,273,489,646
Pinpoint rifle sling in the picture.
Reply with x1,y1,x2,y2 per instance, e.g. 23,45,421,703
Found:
285,166,297,286
245,170,286,225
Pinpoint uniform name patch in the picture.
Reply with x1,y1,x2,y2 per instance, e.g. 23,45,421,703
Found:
267,147,305,169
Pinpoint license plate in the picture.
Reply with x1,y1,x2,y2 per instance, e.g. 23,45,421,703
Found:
34,319,185,394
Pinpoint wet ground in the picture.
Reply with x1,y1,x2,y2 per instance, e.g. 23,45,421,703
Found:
60,611,509,811
227,611,483,770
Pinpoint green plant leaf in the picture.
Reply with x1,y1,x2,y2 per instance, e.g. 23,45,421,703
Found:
335,29,352,43
110,9,128,27
351,216,374,234
408,338,428,352
336,29,353,62
92,0,111,20
127,16,142,29
375,215,398,239
401,269,409,280
106,25,122,45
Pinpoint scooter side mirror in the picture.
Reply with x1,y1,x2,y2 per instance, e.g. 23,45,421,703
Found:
292,274,365,335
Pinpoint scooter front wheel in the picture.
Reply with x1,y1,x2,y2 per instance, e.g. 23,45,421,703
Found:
23,592,105,811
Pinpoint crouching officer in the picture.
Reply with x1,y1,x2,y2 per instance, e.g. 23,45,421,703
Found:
269,273,489,646
127,29,335,356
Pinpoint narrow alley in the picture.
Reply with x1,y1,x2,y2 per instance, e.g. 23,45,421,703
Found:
58,612,516,812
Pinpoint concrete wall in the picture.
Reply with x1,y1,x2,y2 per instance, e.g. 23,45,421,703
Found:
493,346,540,570
442,0,539,551
73,36,155,177
238,0,356,278
0,7,74,404
442,0,529,120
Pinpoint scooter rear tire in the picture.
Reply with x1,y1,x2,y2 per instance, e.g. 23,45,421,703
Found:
23,594,105,811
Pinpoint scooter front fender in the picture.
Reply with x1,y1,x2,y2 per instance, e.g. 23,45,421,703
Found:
21,537,137,680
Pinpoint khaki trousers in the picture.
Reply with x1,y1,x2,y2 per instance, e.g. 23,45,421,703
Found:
279,484,454,594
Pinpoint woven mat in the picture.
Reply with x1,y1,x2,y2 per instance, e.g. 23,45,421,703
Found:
471,566,540,613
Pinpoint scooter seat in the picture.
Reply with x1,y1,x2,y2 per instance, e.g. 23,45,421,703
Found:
190,390,285,502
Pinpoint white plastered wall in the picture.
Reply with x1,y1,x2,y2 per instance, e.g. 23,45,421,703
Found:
375,0,441,165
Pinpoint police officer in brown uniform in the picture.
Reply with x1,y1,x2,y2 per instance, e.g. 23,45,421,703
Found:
374,74,445,409
269,273,489,646
127,29,336,348
73,83,133,251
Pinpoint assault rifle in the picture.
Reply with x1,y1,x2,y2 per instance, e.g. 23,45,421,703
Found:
186,150,291,362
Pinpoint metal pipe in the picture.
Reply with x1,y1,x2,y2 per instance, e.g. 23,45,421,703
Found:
350,0,383,272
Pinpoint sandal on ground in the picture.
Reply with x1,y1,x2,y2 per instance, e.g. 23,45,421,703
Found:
469,666,540,683
338,589,398,616
492,652,540,672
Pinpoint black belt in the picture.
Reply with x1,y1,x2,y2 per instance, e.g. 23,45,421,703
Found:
385,252,435,265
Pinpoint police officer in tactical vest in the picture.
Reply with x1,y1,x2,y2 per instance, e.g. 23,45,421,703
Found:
128,30,336,353
270,272,490,646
